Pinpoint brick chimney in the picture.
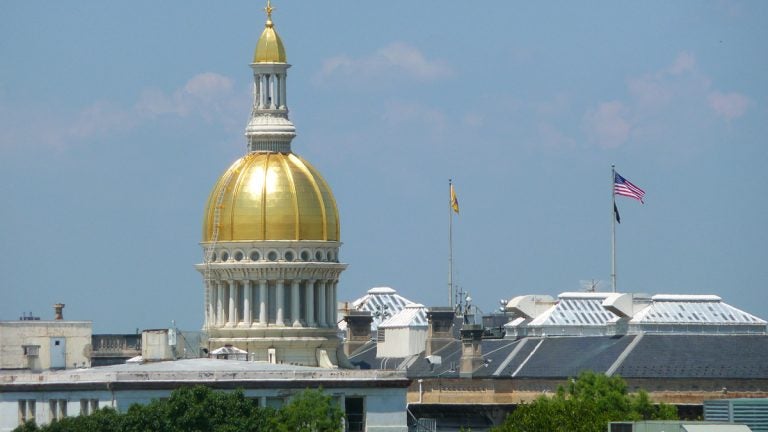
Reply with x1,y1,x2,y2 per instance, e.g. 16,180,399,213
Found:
460,324,484,377
343,310,373,356
53,303,65,320
426,307,456,356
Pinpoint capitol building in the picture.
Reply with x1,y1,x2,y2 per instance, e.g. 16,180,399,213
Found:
0,5,408,431
195,2,347,368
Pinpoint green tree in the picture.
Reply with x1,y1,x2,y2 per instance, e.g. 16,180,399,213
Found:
272,388,344,432
13,386,341,432
492,371,677,432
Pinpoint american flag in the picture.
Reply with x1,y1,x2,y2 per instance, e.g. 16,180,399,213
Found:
614,172,645,203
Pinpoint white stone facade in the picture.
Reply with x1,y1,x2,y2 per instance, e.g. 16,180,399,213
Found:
0,321,91,371
197,240,347,366
0,359,409,431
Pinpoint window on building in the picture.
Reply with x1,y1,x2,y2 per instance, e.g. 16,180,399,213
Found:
22,345,40,357
80,399,98,415
345,397,365,432
609,423,633,432
18,400,36,425
28,400,36,422
50,399,67,420
49,400,57,421
265,397,284,410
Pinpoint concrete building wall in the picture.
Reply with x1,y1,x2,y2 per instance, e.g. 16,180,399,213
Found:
0,321,92,371
0,383,408,432
0,390,111,430
377,327,427,358
359,387,409,431
406,378,768,406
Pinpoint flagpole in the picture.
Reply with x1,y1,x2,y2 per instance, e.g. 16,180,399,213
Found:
611,165,617,293
448,179,454,309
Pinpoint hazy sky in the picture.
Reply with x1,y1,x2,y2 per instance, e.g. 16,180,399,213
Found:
1,1,766,332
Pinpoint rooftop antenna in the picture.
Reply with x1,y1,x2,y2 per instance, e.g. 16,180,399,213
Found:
579,279,604,293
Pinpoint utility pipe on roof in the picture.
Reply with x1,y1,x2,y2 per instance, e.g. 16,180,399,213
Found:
418,379,423,404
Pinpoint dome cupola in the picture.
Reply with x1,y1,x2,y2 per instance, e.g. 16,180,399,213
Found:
253,1,287,64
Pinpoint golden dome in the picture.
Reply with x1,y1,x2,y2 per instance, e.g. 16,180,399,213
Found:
203,152,339,242
253,6,286,63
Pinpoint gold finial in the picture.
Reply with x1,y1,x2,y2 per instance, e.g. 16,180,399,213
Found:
265,0,274,23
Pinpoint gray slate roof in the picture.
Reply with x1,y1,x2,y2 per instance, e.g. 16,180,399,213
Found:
349,333,768,380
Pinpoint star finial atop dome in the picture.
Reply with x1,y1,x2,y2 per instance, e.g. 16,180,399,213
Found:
253,0,286,63
264,0,274,27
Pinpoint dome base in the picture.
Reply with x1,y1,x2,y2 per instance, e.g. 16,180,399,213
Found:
207,331,341,367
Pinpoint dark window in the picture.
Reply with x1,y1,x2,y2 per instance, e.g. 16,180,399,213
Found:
345,397,365,432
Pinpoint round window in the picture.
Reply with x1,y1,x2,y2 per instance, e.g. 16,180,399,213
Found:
267,251,278,261
220,251,230,262
315,251,323,261
249,251,261,261
300,250,311,261
234,251,244,262
327,251,333,261
209,252,217,262
285,251,295,262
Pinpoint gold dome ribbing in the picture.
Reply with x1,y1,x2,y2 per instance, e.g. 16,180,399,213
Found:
202,152,339,242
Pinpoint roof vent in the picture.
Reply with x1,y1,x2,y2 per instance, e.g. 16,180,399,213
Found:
53,303,65,320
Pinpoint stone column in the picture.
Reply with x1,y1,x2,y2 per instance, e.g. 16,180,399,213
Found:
270,74,277,109
259,280,268,326
216,281,225,326
228,280,237,327
273,75,281,108
330,281,338,326
253,74,261,108
204,283,212,327
317,280,327,327
243,280,252,327
276,279,285,326
306,279,316,327
280,73,287,109
260,74,267,108
291,280,301,327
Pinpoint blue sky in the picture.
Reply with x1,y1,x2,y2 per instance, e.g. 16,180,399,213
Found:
1,1,766,332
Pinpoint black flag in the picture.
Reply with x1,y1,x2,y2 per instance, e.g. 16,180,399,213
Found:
614,203,621,224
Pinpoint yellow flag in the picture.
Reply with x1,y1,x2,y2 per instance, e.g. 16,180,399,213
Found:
450,184,459,214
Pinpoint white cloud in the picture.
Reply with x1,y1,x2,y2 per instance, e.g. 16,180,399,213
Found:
537,123,576,150
708,91,749,120
136,72,238,121
68,101,136,139
317,42,452,84
381,100,447,131
583,101,631,149
462,113,484,128
581,50,752,150
668,51,696,75
0,72,243,153
627,74,673,108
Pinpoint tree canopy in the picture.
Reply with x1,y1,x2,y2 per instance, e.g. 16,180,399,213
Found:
14,386,343,432
492,371,678,432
